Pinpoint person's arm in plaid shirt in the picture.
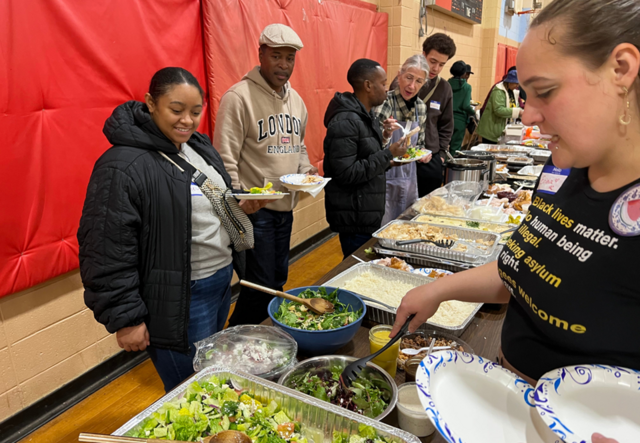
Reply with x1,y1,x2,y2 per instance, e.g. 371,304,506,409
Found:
372,98,397,146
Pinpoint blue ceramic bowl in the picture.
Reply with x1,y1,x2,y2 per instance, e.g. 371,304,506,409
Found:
268,286,366,356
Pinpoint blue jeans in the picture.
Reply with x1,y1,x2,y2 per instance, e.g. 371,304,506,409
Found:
339,233,372,259
147,263,233,392
229,208,293,326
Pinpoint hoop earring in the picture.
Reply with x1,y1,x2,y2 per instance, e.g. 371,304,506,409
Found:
620,86,632,126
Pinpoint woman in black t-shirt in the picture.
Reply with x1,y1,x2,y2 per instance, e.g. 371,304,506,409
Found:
391,1,640,442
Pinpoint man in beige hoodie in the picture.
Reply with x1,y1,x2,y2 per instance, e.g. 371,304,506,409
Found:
215,24,317,325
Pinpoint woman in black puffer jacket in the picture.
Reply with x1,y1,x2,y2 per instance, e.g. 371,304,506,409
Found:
78,68,264,391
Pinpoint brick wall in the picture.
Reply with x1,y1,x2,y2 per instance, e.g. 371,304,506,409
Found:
380,0,525,105
0,271,120,421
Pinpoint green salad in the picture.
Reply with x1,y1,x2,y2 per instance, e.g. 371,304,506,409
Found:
125,375,304,441
124,375,391,443
334,424,394,443
395,147,428,161
287,365,390,419
274,287,362,331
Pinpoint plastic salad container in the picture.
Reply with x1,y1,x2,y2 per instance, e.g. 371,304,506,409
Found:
192,325,298,381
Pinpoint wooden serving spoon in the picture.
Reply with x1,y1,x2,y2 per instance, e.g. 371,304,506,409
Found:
240,280,335,315
209,430,253,443
78,430,252,443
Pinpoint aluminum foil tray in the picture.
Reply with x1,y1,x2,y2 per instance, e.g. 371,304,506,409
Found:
470,144,534,154
411,213,514,243
323,263,480,337
372,244,503,272
372,246,474,272
373,220,500,264
113,367,420,443
531,150,552,163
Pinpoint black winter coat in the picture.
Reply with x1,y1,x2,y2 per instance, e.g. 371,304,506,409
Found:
77,101,233,353
323,92,392,234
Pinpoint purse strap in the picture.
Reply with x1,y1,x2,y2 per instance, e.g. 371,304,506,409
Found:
158,151,254,251
159,151,216,188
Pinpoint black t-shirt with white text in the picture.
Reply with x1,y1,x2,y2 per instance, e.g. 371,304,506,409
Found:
498,165,640,380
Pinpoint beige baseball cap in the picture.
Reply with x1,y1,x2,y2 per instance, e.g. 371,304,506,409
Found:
259,24,304,51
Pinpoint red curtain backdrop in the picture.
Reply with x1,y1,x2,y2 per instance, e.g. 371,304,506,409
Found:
495,43,519,83
0,0,210,298
506,45,519,74
0,0,387,298
201,0,388,173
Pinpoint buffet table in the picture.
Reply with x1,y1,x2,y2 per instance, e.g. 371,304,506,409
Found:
263,237,507,443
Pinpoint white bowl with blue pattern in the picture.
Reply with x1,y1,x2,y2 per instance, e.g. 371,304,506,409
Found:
535,364,640,443
415,351,559,443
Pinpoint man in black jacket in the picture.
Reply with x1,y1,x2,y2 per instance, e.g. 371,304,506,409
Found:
323,59,408,258
390,33,457,196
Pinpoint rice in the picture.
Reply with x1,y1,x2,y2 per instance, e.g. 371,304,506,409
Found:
342,272,415,308
341,271,477,327
427,300,478,327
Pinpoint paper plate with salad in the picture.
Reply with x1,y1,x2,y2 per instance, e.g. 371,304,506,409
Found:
394,147,432,163
232,182,289,200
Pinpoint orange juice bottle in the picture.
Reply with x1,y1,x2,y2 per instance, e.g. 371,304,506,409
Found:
368,325,399,377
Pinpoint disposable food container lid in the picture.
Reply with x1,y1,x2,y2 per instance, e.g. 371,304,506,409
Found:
193,325,298,379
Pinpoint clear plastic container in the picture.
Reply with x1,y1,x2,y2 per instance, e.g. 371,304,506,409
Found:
193,325,297,381
369,325,399,377
469,203,504,222
396,382,435,437
404,356,422,383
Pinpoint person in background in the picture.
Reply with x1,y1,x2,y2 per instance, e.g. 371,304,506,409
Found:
78,68,264,392
448,61,476,155
391,33,456,197
215,24,317,326
476,70,523,144
323,59,408,258
392,2,640,442
373,54,432,226
479,66,522,117
462,63,474,81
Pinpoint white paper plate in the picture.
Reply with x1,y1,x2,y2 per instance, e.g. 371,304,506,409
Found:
412,268,453,278
535,365,640,443
279,174,326,186
231,193,289,200
416,351,559,443
517,165,544,177
394,150,432,164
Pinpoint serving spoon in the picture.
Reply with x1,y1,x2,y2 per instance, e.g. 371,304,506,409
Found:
240,280,335,315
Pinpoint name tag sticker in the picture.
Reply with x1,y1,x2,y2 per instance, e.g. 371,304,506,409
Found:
191,183,203,196
537,166,570,195
430,101,441,111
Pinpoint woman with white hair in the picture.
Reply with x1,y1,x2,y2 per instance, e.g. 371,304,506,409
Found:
373,54,433,225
